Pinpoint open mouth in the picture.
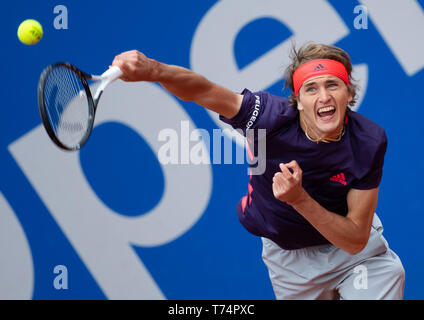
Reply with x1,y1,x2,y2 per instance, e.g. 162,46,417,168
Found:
317,106,336,118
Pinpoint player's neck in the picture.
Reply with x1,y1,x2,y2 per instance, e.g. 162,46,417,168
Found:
299,113,345,143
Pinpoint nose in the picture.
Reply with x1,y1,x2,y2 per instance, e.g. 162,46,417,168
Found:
317,88,331,104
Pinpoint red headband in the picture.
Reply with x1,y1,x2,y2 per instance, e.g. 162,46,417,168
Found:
292,59,350,96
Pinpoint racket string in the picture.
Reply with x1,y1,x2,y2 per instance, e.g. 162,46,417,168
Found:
43,66,92,149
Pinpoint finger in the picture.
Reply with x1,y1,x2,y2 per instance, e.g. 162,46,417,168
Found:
272,182,280,198
272,172,282,184
111,58,130,76
280,163,292,173
279,163,293,173
111,57,123,68
272,180,286,196
116,51,131,58
279,163,294,181
284,160,302,179
112,53,131,67
273,171,287,181
273,172,289,190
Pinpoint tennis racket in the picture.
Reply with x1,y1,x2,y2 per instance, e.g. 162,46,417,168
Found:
37,63,123,151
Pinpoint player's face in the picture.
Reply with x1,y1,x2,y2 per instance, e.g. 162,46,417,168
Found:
297,75,352,138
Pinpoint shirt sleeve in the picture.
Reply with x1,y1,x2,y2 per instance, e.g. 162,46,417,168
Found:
219,88,296,136
351,130,388,190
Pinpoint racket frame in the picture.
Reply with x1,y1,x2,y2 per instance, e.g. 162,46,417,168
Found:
37,62,120,151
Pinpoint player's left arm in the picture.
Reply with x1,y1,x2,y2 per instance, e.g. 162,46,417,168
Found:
273,160,378,255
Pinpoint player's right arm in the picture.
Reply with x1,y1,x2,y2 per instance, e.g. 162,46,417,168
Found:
111,50,243,119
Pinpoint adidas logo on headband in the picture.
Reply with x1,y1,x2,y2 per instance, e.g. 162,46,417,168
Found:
313,64,327,72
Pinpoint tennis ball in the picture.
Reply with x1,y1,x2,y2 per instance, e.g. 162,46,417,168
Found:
17,19,43,45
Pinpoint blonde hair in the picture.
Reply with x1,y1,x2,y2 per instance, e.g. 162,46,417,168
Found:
284,42,358,107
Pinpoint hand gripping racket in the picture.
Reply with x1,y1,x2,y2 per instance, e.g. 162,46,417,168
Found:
37,63,123,151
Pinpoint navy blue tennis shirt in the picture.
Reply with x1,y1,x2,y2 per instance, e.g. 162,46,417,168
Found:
220,89,387,250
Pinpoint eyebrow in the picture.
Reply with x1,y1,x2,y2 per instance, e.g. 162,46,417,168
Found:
304,79,339,87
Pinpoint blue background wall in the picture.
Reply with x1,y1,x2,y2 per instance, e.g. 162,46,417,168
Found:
1,0,423,299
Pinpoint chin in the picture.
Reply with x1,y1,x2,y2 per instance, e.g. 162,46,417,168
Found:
316,117,342,135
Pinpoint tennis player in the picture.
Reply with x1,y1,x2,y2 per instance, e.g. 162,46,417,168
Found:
111,42,405,300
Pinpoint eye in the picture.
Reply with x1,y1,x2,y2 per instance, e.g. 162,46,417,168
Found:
305,87,316,92
328,83,338,88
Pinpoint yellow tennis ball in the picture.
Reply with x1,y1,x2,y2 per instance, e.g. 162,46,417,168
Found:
17,19,43,45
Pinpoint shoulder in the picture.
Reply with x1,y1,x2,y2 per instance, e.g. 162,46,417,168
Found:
220,88,298,133
241,88,291,107
241,89,298,121
347,110,388,189
347,110,387,147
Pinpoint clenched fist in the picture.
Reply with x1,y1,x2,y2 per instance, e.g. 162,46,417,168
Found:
272,160,305,206
111,50,158,82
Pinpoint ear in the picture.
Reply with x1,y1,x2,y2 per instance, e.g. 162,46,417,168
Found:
346,86,353,104
295,93,304,111
297,100,304,111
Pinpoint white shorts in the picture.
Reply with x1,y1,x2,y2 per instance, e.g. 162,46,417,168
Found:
261,214,405,300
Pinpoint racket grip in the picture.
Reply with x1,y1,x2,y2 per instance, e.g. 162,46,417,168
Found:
93,66,124,101
101,66,123,81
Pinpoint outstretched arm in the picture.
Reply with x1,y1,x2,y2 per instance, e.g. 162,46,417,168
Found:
112,50,243,119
